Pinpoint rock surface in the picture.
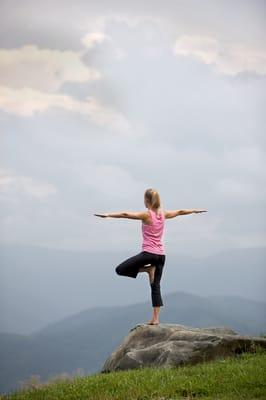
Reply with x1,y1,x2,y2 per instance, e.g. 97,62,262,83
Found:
101,323,266,372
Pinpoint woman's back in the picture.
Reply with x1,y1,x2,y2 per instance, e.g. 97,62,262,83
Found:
141,208,165,255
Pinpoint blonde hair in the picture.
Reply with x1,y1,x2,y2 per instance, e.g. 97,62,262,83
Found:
144,188,162,213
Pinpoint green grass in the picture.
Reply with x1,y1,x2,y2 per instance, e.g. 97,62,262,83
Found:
2,345,266,400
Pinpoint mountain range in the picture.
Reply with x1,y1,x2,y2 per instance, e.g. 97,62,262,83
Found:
1,243,265,335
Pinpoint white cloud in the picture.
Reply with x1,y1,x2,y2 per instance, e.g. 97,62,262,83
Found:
80,14,165,32
80,30,126,60
0,44,101,92
0,42,131,132
0,86,131,132
78,14,168,59
173,35,266,76
81,31,111,49
0,168,57,199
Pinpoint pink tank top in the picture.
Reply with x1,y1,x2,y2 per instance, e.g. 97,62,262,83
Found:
141,208,165,255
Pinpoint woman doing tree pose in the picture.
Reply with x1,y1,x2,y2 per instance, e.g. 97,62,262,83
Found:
94,188,207,325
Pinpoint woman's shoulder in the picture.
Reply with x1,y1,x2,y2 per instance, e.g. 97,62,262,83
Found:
142,209,152,225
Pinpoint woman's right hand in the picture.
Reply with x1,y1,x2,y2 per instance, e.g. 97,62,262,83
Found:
94,213,109,218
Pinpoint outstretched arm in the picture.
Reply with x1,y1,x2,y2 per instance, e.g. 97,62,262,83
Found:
94,211,149,221
165,209,207,219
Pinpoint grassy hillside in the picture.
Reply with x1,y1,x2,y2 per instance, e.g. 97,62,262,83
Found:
2,345,265,400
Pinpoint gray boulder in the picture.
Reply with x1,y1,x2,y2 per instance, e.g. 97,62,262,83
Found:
101,323,266,372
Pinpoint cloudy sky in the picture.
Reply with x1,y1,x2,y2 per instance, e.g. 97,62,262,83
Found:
0,0,265,257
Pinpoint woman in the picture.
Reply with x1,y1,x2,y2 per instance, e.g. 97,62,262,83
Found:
94,188,207,325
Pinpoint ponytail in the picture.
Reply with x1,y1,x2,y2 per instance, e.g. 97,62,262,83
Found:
144,188,162,214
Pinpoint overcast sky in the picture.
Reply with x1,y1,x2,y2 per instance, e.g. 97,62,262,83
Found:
0,0,265,257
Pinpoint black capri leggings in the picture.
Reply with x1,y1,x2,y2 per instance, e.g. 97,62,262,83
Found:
115,251,166,307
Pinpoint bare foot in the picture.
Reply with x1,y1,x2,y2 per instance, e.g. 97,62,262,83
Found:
147,320,159,325
139,264,152,272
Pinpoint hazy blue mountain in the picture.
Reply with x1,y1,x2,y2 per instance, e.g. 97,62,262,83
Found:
0,291,265,395
0,243,265,335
